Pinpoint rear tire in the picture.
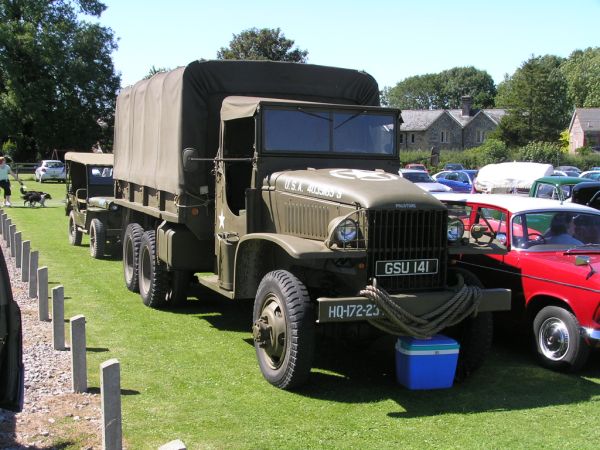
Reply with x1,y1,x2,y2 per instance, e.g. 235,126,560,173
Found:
533,306,589,372
89,219,106,259
252,270,315,389
68,211,82,246
123,223,143,292
138,230,168,308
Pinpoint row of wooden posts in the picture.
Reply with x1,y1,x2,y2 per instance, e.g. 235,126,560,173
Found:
0,211,187,450
0,211,125,450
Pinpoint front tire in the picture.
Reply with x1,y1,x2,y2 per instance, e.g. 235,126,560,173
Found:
68,211,82,246
89,219,106,259
533,306,589,372
165,270,191,307
138,230,168,308
252,270,315,389
123,223,143,292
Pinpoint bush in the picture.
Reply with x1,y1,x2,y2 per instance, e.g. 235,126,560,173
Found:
515,141,565,166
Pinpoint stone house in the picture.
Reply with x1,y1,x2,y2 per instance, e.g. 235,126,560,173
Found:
399,96,506,151
568,108,600,153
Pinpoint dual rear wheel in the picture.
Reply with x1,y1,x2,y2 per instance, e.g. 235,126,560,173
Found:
122,224,191,308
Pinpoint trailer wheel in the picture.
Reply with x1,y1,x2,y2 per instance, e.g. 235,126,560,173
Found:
123,223,143,292
89,219,106,259
445,268,493,382
68,211,82,246
165,270,191,307
139,230,168,308
252,270,315,389
533,306,589,372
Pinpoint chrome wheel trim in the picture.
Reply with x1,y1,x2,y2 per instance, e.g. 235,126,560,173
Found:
538,317,570,361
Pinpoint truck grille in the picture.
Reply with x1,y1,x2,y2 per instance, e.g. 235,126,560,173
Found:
366,209,447,292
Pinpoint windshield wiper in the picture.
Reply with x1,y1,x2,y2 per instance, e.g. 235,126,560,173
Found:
334,111,366,129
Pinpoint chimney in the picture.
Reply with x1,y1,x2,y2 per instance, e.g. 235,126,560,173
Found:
461,95,472,116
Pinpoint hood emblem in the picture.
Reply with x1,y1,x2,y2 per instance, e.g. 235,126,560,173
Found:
329,169,398,181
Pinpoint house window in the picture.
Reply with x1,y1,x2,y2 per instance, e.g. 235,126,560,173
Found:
440,130,448,143
410,133,415,143
399,133,404,144
476,130,486,143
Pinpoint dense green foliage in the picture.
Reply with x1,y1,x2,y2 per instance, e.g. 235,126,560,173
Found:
561,47,600,108
217,27,308,63
495,55,571,146
0,0,120,161
384,67,496,110
4,178,600,449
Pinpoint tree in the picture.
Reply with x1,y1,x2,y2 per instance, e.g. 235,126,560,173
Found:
495,55,570,147
0,0,120,160
560,47,600,108
217,27,308,63
385,67,496,110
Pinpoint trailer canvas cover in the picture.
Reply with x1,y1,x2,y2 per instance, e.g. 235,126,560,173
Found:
113,60,380,195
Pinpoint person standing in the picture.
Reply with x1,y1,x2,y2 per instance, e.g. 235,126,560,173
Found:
0,157,23,207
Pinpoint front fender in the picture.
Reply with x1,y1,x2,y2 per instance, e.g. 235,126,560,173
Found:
237,233,365,260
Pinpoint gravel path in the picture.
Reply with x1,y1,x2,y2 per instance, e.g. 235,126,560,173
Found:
0,236,102,449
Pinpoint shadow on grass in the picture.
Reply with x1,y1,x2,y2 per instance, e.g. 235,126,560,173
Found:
294,337,600,416
87,386,141,395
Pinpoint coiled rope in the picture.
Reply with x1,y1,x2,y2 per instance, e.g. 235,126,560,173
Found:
359,275,482,339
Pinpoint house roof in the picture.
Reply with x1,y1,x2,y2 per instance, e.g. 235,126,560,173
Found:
400,110,445,131
401,108,506,131
569,108,600,132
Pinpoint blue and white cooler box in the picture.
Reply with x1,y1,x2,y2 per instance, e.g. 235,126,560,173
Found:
395,334,460,390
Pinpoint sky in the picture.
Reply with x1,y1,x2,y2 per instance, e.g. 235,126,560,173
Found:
95,0,600,90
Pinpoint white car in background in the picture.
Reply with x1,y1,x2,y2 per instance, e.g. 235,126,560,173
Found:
35,160,66,183
399,169,452,192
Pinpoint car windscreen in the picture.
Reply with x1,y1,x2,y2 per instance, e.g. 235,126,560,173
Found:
88,166,113,185
262,107,396,156
402,172,433,183
512,211,600,249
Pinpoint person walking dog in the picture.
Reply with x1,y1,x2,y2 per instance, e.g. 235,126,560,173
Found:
0,157,23,207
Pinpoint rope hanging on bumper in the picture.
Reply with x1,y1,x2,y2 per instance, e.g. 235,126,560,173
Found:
359,275,482,339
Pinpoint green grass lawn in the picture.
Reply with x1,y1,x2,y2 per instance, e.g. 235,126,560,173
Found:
5,177,600,449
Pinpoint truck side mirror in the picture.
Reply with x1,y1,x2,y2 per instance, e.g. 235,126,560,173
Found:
182,147,199,172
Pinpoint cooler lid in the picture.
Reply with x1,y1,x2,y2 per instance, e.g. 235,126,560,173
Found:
396,334,460,352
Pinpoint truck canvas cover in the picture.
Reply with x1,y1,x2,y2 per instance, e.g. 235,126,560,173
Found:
113,60,380,195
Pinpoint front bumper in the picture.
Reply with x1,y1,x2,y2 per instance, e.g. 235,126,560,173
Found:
583,327,600,342
317,287,511,323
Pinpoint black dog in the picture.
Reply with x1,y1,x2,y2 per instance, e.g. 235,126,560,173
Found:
21,186,52,207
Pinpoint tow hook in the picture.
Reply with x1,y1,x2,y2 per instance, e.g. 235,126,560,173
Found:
252,318,271,348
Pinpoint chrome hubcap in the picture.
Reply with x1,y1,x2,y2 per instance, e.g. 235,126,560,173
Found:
539,317,570,361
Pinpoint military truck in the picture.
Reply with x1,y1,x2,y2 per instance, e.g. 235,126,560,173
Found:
65,152,122,259
113,60,510,389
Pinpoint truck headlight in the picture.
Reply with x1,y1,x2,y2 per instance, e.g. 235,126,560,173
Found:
110,204,118,211
447,218,464,243
335,219,359,243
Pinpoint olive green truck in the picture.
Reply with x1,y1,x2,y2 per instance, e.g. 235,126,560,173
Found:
113,60,510,389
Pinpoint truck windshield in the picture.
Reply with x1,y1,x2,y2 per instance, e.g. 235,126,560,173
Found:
88,166,113,185
263,108,396,156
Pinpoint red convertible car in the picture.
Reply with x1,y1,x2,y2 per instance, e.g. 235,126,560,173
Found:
435,193,600,372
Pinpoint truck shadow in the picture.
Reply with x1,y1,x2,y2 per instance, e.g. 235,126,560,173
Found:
299,337,600,416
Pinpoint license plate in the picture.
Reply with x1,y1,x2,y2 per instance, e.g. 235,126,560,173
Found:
375,259,438,276
318,300,383,322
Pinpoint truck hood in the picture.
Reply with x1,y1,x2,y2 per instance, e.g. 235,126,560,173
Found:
266,168,445,210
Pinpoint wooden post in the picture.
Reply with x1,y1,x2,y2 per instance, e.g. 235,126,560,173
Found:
21,240,30,282
101,359,122,450
9,224,16,257
52,286,65,350
28,250,38,298
4,218,11,245
70,315,87,393
37,266,49,321
15,232,22,268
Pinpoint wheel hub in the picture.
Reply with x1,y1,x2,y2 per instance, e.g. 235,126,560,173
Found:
539,317,569,361
253,296,286,367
